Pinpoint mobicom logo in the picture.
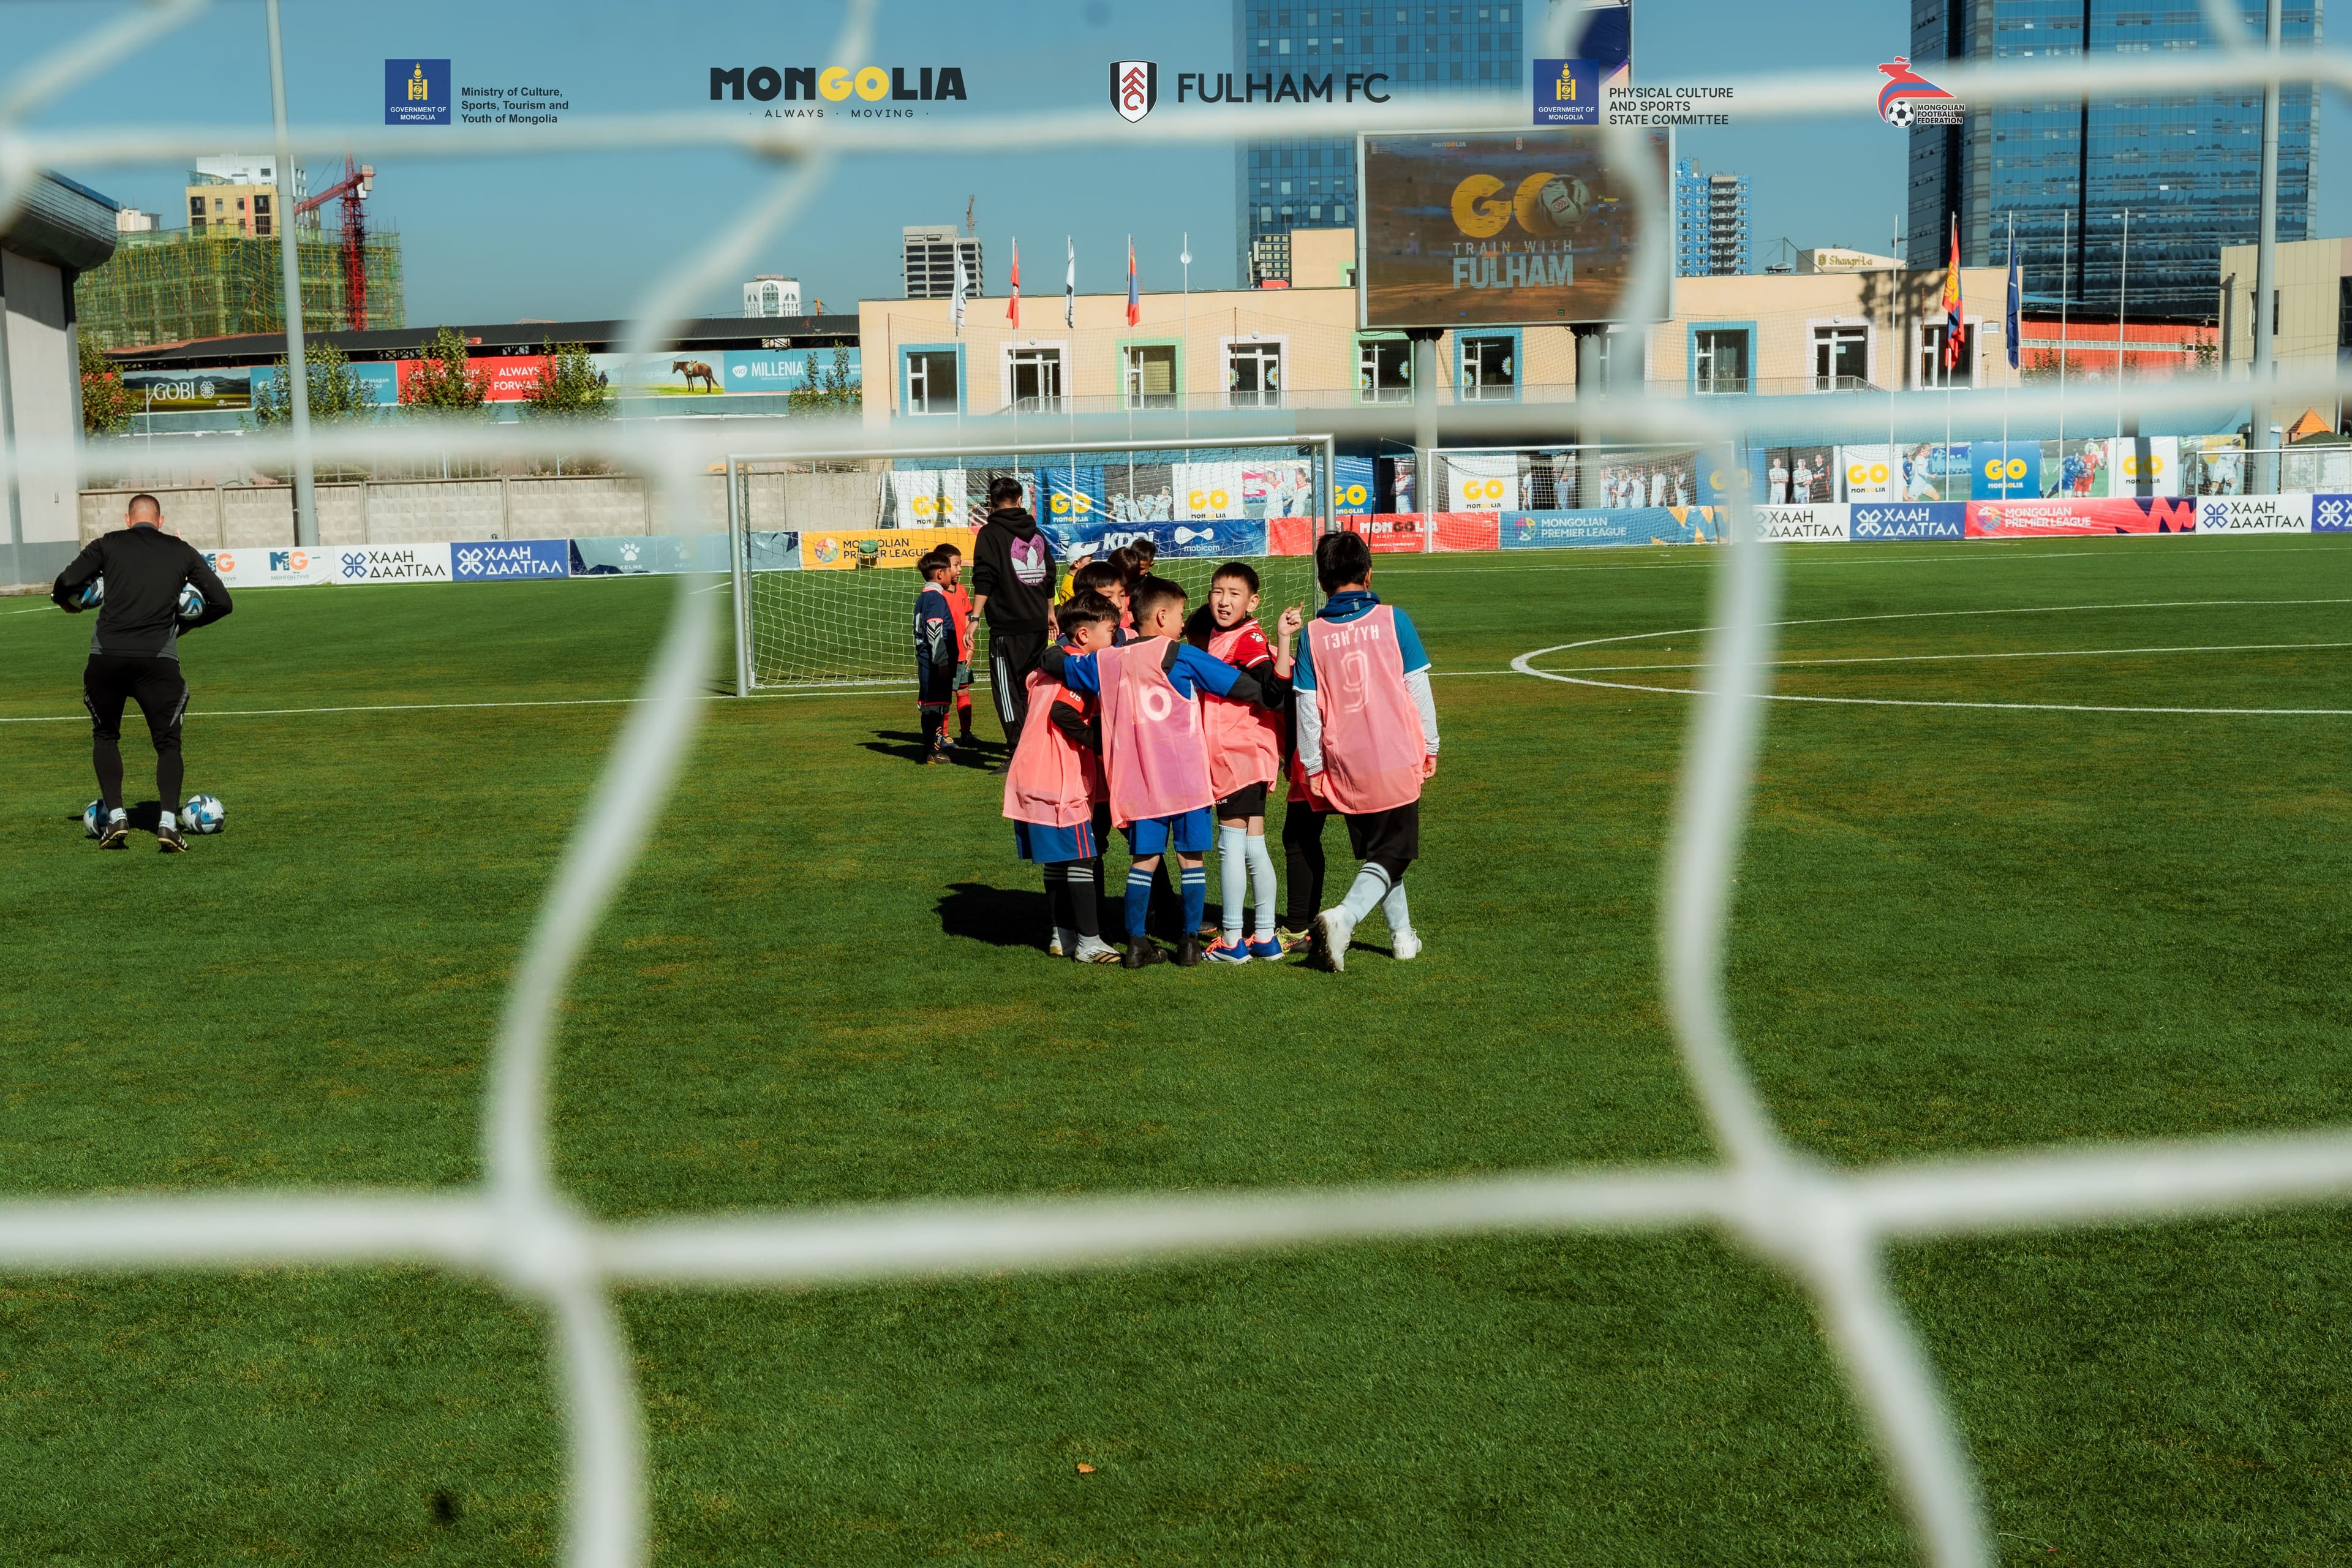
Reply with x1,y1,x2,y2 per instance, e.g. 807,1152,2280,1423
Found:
710,64,967,115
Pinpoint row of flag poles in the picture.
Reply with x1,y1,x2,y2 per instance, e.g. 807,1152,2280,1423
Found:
956,237,1148,335
1937,211,2025,373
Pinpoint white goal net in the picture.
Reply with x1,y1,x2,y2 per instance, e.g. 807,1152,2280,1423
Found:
727,437,1332,691
6,4,2352,1568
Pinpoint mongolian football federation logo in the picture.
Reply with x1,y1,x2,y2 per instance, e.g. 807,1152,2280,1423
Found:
1877,57,1961,126
1111,61,1158,123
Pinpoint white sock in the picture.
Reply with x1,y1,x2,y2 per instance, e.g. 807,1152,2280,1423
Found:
159,810,177,832
1381,880,1411,935
1339,864,1392,922
1054,925,1075,951
1218,823,1248,940
109,807,127,823
1246,834,1278,938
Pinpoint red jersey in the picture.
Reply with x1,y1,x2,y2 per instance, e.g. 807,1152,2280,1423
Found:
944,583,974,659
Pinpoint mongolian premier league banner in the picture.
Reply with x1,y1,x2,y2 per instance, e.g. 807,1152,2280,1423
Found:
1357,127,1673,330
1964,496,2197,538
801,527,974,570
1500,507,1720,549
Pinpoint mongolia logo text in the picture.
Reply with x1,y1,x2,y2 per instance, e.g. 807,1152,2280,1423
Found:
386,59,451,126
1877,58,1959,127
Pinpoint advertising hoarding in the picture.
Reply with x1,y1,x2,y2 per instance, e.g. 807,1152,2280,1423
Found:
722,347,861,393
330,543,452,582
1500,507,1719,548
800,528,974,570
452,539,571,579
252,362,399,407
1850,502,1966,540
395,354,550,403
1963,497,2196,537
1041,518,1268,561
2193,496,2310,533
1358,127,1672,330
121,367,253,411
1752,504,1850,542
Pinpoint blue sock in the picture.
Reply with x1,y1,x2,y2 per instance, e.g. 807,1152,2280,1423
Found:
1125,865,1154,938
1180,862,1207,937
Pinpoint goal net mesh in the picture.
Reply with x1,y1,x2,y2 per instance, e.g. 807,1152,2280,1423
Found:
734,440,1329,688
4,9,2349,1568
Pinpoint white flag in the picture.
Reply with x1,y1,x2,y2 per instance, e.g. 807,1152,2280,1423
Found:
952,247,967,335
1065,238,1076,328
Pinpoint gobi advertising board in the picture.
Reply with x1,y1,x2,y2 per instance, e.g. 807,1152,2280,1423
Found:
1358,127,1672,329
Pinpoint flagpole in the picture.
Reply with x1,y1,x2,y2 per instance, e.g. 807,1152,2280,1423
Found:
2058,207,2069,480
1181,232,1192,439
2002,211,2013,477
2116,206,2129,442
1888,212,1900,502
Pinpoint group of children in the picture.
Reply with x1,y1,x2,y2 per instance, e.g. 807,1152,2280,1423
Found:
925,523,1441,973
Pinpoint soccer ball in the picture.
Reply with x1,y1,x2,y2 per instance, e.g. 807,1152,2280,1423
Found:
178,583,204,622
181,794,225,835
82,799,102,839
1885,99,1915,126
74,578,104,611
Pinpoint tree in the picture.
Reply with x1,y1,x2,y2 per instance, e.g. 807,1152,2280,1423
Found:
521,338,612,420
786,344,861,415
400,325,488,412
251,340,376,426
78,337,136,434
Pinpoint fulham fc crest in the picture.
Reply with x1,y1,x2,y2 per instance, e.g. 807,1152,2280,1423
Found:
1111,61,1158,122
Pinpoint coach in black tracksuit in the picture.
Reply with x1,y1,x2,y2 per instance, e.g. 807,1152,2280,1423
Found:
966,475,1057,750
51,493,232,851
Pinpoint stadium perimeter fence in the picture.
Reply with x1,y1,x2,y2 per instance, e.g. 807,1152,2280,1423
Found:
10,4,2352,1567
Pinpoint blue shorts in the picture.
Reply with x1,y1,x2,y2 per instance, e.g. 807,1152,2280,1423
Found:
1014,817,1096,865
1124,806,1213,857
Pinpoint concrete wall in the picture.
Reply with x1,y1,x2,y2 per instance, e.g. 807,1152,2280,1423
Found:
4,247,82,568
77,468,883,546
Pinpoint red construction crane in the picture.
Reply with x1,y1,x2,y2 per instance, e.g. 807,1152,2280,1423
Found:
292,156,374,330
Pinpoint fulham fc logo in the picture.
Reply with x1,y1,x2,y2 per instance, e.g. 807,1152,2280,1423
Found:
1111,60,1158,122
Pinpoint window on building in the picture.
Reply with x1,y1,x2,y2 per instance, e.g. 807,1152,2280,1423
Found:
1125,344,1178,409
1229,341,1284,407
907,350,959,414
1694,328,1750,394
1358,336,1411,401
253,195,270,214
1460,334,1515,399
1918,324,1973,388
1812,325,1871,390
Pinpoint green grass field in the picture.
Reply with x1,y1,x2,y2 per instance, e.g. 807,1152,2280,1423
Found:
4,535,2351,1566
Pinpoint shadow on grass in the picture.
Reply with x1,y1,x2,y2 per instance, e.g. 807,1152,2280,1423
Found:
938,881,1052,948
861,729,998,769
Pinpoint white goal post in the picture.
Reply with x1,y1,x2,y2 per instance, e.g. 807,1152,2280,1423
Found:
723,435,1340,695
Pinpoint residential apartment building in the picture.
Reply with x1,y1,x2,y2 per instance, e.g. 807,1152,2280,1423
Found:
185,154,303,238
1233,2,1527,280
1675,159,1751,277
902,225,982,300
1906,0,2318,318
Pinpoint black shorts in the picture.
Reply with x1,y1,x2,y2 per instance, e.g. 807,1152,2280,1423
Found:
83,654,188,748
1216,782,1268,818
1344,799,1420,876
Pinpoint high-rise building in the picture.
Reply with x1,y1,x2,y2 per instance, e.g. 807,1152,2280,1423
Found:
1906,1,2317,320
184,154,304,239
903,225,982,300
744,275,803,316
1233,3,1528,278
1674,158,1750,277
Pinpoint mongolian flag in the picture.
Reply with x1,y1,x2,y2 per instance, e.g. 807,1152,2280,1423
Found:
1064,237,1076,328
2005,226,2022,371
1942,215,1964,371
1006,238,1020,328
1125,237,1140,327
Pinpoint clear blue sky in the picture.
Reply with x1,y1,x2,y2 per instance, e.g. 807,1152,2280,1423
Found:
12,0,2346,324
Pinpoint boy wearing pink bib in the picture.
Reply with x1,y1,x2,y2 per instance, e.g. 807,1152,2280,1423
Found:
1183,562,1305,963
1295,530,1441,973
1003,594,1123,963
1041,575,1272,968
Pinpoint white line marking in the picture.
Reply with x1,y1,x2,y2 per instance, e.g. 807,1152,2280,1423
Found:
1559,639,2352,675
1515,600,2352,717
0,686,888,726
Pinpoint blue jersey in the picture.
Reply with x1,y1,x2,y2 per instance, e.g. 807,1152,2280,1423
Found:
1056,638,1246,701
914,584,953,672
1291,589,1430,693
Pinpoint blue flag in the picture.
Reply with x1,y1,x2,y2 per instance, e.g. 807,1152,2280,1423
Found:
2005,229,2022,371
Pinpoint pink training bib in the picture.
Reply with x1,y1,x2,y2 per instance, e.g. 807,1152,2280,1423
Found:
1306,605,1425,814
1001,672,1101,828
1201,622,1281,800
1095,638,1216,827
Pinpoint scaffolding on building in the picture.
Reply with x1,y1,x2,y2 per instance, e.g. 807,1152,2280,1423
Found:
72,225,404,350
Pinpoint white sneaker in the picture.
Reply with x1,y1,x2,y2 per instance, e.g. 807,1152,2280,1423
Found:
1071,935,1121,964
1392,927,1422,962
1310,905,1355,972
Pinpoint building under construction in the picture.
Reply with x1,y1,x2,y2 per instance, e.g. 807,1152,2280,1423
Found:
74,225,404,350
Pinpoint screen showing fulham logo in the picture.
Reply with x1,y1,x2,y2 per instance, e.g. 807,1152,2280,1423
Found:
1112,61,1158,122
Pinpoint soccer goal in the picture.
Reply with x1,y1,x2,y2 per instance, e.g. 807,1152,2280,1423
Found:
723,435,1336,694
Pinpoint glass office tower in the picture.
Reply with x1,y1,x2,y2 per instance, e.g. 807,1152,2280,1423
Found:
1907,0,2316,320
1234,4,1528,281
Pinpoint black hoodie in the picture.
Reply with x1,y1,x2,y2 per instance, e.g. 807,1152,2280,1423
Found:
969,507,1057,632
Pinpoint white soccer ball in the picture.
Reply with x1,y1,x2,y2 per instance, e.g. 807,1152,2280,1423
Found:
181,794,225,835
178,583,204,622
1885,99,1915,127
83,799,103,839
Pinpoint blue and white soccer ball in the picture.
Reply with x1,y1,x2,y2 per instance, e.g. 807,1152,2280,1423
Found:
74,578,104,611
181,794,225,835
178,582,204,622
83,799,103,839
